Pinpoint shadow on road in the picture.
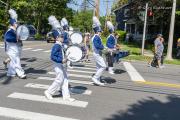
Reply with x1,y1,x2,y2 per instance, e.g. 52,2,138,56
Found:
25,68,47,74
114,69,126,74
2,76,13,85
101,77,116,84
104,96,180,120
21,57,37,62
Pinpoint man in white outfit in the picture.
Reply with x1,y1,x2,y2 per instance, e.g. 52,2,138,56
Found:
91,16,106,86
4,9,26,79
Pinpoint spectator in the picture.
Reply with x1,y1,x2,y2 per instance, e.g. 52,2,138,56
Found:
177,38,180,59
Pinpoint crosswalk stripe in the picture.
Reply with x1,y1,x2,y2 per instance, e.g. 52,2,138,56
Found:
71,66,96,71
43,50,51,53
8,92,88,108
25,83,92,95
23,48,33,50
67,69,95,74
0,46,4,48
123,62,145,82
48,72,92,78
38,77,93,85
0,107,78,120
83,64,96,68
32,49,44,51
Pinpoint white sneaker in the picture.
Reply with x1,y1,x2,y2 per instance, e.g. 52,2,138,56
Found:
92,77,105,86
19,74,26,79
109,71,115,74
63,97,75,102
68,65,74,69
44,90,53,100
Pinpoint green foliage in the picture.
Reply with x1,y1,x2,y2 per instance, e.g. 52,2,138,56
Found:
116,30,126,42
71,10,93,32
34,33,43,40
0,0,73,36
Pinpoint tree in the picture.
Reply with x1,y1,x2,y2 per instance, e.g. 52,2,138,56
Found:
0,0,73,36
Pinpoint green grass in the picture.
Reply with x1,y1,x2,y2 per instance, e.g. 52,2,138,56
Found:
101,37,180,65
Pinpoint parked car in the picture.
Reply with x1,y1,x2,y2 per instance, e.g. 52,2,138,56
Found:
46,32,55,43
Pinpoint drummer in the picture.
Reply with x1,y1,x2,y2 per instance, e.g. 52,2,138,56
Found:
61,18,73,69
4,9,26,78
106,21,116,74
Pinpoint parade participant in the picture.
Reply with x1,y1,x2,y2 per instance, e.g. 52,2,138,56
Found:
44,16,75,101
4,9,26,78
61,18,73,69
84,32,91,62
106,21,116,74
91,16,106,86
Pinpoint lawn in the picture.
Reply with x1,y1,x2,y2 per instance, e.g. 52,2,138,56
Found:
101,37,180,65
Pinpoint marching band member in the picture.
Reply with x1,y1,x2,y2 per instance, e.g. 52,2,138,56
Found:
91,16,106,86
106,21,116,74
61,18,73,69
44,16,75,102
4,9,26,79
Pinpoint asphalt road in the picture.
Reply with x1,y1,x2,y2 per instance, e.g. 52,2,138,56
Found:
0,41,180,120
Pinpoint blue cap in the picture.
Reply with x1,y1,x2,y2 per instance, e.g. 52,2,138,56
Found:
93,26,102,33
63,25,69,30
9,18,16,25
52,30,63,39
109,29,114,33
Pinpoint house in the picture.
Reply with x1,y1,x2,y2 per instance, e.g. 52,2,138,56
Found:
114,0,160,42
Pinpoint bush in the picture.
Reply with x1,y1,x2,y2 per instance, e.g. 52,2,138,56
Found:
115,30,126,43
34,33,43,40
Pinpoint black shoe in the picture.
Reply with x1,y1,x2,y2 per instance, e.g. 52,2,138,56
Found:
3,61,7,69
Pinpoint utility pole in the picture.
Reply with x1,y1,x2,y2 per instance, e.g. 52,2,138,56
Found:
105,0,109,30
94,0,100,18
166,0,176,60
141,3,148,55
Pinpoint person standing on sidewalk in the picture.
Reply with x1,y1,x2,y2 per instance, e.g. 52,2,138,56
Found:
177,38,180,58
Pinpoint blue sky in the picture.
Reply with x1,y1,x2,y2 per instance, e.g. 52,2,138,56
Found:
67,0,114,16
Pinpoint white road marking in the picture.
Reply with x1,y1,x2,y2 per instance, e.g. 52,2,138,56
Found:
0,107,78,120
25,83,92,95
8,92,88,108
43,50,51,53
23,48,33,50
123,62,145,82
48,72,92,78
38,77,93,85
32,49,44,51
71,67,96,71
67,69,95,74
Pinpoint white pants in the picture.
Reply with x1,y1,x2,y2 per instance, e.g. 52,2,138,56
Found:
7,52,25,77
47,63,70,98
93,53,106,80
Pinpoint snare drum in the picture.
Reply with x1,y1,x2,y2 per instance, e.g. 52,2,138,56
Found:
70,32,83,44
66,45,86,62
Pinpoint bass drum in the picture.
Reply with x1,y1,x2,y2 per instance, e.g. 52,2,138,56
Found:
70,32,83,44
66,45,86,62
17,25,30,40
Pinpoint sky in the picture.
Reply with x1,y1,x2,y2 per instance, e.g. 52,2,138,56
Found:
67,0,115,16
